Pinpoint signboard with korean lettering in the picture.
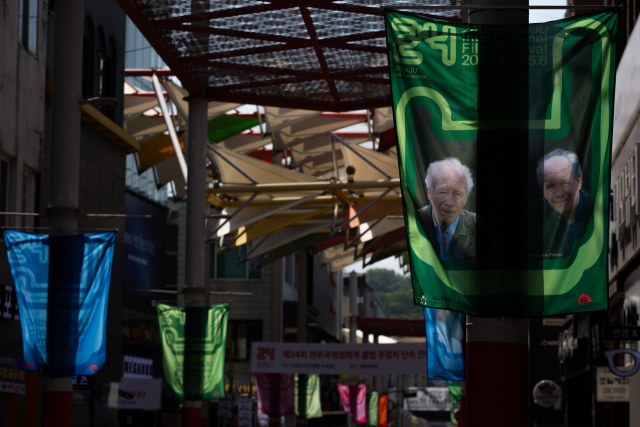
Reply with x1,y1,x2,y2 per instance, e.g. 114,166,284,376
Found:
604,326,640,340
0,356,25,394
250,343,427,375
72,375,94,390
238,397,253,427
403,387,449,412
596,366,629,402
0,285,19,321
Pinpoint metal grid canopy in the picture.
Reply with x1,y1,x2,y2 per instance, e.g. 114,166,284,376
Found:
118,0,461,111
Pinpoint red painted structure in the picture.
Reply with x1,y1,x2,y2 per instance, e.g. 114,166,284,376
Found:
116,0,461,112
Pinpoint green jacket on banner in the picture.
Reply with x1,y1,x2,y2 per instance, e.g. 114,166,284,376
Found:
295,374,322,419
446,381,461,426
157,303,229,400
384,10,618,317
367,392,379,426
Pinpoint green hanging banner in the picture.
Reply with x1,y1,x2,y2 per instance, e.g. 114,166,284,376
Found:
367,391,379,426
157,303,229,400
384,10,618,317
446,381,461,426
295,374,323,419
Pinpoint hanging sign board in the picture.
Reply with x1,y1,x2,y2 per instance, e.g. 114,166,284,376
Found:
596,367,630,402
117,378,162,410
250,342,426,374
603,326,640,340
403,388,449,412
0,356,25,394
532,380,561,408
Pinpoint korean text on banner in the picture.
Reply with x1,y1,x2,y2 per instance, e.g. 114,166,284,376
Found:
238,397,253,427
157,303,229,400
384,10,619,316
251,342,426,374
255,373,295,417
338,383,367,424
4,231,116,377
425,308,465,381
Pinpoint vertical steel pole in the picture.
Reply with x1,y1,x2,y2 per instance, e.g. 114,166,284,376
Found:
465,3,529,427
297,251,308,427
269,258,283,427
181,97,209,426
43,0,84,423
349,272,358,345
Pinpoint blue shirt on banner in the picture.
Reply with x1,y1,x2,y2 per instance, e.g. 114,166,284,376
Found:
3,231,116,378
424,307,465,381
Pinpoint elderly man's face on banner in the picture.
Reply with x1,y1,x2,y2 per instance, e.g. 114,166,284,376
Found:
427,168,468,227
541,156,582,217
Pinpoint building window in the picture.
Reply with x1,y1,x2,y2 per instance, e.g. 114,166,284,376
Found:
226,320,262,360
210,242,262,280
0,160,9,229
19,0,38,54
283,253,296,287
21,169,36,228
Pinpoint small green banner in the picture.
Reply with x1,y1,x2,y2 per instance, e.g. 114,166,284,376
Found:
157,303,229,400
446,381,461,426
367,391,379,426
295,374,323,419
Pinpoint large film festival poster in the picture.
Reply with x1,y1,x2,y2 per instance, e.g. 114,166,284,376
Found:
385,10,618,317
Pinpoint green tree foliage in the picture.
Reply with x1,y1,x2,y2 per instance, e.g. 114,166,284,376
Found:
365,269,423,319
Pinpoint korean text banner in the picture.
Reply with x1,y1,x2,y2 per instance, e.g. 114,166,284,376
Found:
4,231,115,378
425,308,465,381
250,342,426,374
157,303,229,400
384,10,618,316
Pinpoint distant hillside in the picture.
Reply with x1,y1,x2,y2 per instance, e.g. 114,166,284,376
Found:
365,269,423,319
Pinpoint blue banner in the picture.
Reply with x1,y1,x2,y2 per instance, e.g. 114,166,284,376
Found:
3,231,116,378
424,308,465,381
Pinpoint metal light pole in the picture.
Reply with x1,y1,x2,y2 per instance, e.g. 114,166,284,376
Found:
464,1,530,426
349,272,358,345
42,0,85,424
297,251,308,427
181,96,209,426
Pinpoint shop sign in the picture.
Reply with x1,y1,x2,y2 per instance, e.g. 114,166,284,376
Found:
402,388,449,412
532,380,561,408
596,367,630,402
117,378,162,410
123,355,153,379
218,398,232,418
603,326,640,340
72,375,94,390
0,356,25,394
251,342,426,375
0,285,19,321
238,397,253,427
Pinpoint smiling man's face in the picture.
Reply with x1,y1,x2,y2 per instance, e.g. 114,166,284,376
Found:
541,156,582,220
427,168,468,229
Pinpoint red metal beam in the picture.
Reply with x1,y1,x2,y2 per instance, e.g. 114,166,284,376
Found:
328,42,385,54
204,90,392,112
319,30,387,46
116,0,201,94
189,61,388,78
152,4,294,25
181,43,305,62
155,22,310,45
125,68,174,77
311,3,463,22
296,0,340,103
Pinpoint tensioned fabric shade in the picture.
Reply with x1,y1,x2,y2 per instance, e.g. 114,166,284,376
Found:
137,134,184,172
